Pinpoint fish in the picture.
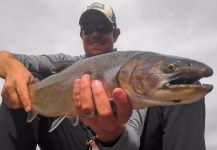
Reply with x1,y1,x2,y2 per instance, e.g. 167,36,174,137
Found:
27,51,213,132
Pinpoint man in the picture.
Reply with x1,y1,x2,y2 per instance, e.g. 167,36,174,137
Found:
0,0,205,150
0,1,145,150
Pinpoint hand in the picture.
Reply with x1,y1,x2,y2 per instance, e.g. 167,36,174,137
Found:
1,53,34,112
73,74,133,143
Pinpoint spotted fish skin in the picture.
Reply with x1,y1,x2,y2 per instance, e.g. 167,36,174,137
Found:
27,51,213,131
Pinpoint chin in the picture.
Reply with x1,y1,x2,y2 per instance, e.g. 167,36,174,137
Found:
85,45,112,57
91,47,108,54
89,51,105,57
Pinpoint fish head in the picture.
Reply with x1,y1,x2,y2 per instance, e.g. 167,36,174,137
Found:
117,52,213,108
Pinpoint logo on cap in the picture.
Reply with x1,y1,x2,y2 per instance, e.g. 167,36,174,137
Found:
87,2,105,11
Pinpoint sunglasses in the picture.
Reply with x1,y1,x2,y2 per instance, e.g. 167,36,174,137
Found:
81,23,114,35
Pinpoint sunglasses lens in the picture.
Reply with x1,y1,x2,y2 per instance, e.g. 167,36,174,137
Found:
97,24,113,34
81,23,113,35
81,25,94,35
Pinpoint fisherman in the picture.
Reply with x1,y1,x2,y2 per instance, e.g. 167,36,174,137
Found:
0,0,206,150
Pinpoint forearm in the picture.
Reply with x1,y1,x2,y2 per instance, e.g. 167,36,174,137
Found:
100,109,147,150
13,53,83,77
97,125,125,144
0,50,22,79
1,50,83,79
13,54,54,77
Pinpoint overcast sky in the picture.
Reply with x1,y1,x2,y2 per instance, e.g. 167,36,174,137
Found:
0,0,217,149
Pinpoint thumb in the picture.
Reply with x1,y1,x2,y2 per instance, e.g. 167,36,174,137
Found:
112,88,133,124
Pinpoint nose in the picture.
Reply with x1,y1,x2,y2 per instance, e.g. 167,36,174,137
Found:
90,30,101,37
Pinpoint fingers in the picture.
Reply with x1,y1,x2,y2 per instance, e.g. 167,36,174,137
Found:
73,75,114,125
73,74,133,142
1,73,33,112
112,88,133,124
73,79,81,108
91,80,114,120
1,85,21,109
16,81,31,112
79,74,95,115
73,74,97,126
73,78,87,121
73,74,132,127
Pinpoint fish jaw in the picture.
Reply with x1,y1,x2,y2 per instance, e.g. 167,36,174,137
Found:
147,83,213,104
125,82,213,109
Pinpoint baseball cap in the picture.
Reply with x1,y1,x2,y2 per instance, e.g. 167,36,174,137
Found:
79,0,116,26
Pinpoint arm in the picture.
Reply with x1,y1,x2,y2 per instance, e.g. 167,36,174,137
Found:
100,109,147,150
14,53,83,77
0,51,30,79
0,50,83,111
0,51,34,111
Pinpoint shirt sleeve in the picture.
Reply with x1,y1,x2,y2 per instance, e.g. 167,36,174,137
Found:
100,109,147,150
12,53,83,78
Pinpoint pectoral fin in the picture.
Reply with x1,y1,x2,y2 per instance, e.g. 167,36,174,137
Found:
49,115,66,132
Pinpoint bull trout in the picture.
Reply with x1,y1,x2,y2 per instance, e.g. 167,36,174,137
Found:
27,51,213,132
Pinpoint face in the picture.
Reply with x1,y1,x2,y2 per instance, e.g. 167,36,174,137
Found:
80,21,120,57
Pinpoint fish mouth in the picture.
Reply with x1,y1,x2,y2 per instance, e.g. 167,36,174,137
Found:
165,76,213,92
151,76,214,104
165,66,214,92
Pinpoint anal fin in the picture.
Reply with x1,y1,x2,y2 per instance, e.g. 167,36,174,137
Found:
49,115,66,132
27,111,38,122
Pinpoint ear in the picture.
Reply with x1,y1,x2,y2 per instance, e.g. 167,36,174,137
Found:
80,31,83,39
113,27,120,42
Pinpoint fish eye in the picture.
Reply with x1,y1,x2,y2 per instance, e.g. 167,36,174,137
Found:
167,64,176,72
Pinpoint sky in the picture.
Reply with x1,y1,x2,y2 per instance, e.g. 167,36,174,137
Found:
0,0,217,149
